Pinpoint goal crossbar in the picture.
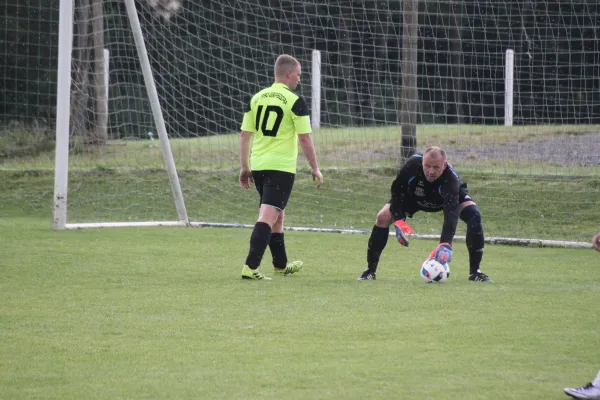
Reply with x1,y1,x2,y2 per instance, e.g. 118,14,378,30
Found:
63,221,593,249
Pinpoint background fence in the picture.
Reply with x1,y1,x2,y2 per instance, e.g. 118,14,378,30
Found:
1,0,599,143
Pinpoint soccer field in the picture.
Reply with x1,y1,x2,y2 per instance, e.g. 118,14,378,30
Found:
4,0,600,396
1,125,599,398
1,216,599,399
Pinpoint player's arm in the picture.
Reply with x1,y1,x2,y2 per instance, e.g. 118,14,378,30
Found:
293,97,323,187
298,134,322,188
389,158,421,246
389,156,420,221
428,178,461,263
239,98,255,188
440,178,461,245
389,176,407,221
239,130,253,169
298,134,319,168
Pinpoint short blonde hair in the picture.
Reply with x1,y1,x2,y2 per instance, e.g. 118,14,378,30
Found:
274,54,299,79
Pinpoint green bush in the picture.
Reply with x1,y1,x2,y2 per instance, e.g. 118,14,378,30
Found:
0,120,55,159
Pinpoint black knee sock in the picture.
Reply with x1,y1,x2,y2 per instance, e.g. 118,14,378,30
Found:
367,225,389,272
245,222,272,269
468,248,484,275
269,232,287,269
461,205,485,275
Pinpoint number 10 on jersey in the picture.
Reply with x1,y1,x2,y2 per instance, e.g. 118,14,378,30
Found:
255,105,283,137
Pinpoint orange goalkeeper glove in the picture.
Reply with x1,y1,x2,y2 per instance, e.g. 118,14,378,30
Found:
393,220,414,247
429,242,453,264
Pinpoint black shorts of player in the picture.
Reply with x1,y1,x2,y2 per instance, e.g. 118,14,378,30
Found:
390,184,473,218
252,170,295,210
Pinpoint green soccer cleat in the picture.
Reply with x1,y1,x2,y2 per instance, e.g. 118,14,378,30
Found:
241,265,272,280
274,260,303,276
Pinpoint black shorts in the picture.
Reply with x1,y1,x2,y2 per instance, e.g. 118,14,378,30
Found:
252,170,295,210
390,185,473,218
458,186,473,204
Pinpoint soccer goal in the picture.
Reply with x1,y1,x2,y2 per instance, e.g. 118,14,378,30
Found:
53,0,600,247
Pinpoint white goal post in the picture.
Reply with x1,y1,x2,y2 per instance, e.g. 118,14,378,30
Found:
54,0,188,229
52,0,599,249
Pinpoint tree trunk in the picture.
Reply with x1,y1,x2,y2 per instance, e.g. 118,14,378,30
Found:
449,0,464,124
92,0,108,145
337,9,356,126
70,0,90,142
401,0,419,159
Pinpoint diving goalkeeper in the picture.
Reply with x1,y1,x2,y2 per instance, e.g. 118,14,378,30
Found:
357,146,492,282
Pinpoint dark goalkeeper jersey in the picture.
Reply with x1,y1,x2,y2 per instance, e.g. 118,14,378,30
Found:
390,154,468,244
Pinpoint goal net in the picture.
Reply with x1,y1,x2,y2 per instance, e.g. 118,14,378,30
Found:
51,0,599,246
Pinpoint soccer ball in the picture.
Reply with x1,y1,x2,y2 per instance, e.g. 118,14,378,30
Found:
420,258,450,283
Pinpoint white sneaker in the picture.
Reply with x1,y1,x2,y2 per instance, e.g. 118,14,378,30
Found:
564,383,600,399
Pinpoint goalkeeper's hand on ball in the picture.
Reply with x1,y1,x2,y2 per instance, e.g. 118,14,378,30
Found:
393,219,413,247
429,242,452,264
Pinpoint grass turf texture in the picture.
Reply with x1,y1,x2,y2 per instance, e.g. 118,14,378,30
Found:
1,168,599,242
1,217,599,399
1,124,599,398
2,124,599,242
3,124,600,175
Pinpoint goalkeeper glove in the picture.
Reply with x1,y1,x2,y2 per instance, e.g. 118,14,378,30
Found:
429,242,452,264
393,219,414,247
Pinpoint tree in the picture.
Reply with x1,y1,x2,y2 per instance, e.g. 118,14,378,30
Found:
69,0,90,142
401,0,418,158
91,0,107,144
336,6,357,126
70,0,182,148
448,0,465,123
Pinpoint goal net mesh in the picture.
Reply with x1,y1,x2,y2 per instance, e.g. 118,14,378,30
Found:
51,0,600,241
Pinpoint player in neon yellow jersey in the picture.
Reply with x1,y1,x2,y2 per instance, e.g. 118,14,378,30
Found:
239,54,323,280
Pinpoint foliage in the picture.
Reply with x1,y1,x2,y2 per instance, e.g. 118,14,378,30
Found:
0,121,55,159
1,1,599,140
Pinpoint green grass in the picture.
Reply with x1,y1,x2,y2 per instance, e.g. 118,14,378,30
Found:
1,122,599,398
1,168,599,242
2,124,600,175
1,217,599,399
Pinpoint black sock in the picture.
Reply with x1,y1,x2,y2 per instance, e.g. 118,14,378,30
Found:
461,205,485,275
269,232,287,269
245,222,272,269
367,225,389,272
469,249,484,275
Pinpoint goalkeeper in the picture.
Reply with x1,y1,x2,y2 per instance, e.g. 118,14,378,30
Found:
357,146,492,282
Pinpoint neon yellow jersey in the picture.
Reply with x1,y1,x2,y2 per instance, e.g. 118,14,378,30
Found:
240,82,311,173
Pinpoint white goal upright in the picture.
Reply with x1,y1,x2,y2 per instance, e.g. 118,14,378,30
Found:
53,0,599,247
